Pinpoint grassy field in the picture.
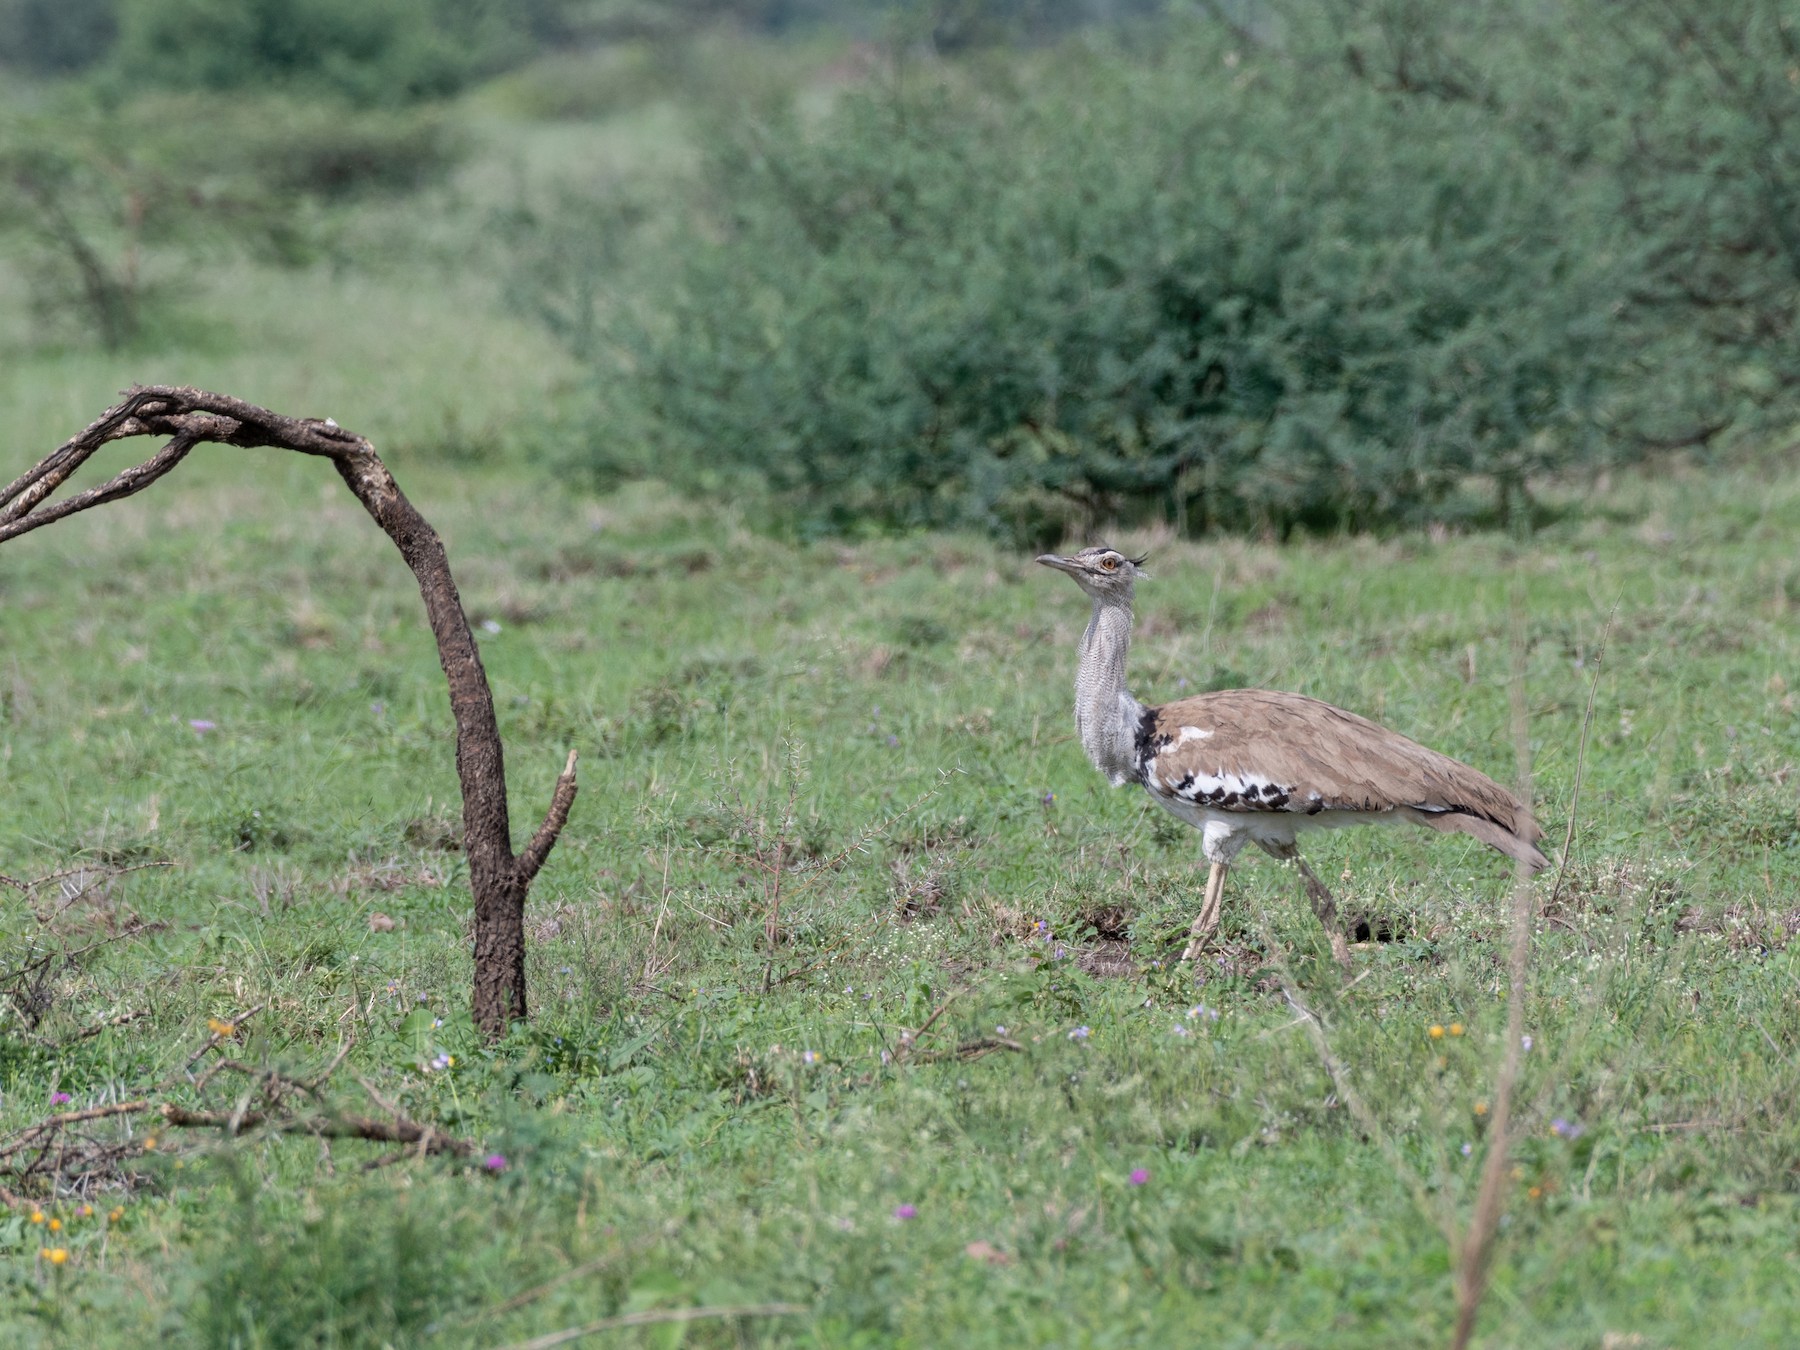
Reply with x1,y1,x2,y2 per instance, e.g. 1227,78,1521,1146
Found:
3,60,1800,1350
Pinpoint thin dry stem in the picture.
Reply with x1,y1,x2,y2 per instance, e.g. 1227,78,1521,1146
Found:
1541,605,1616,916
1449,598,1543,1348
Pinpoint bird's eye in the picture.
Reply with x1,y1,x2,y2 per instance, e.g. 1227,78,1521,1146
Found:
1100,556,1119,570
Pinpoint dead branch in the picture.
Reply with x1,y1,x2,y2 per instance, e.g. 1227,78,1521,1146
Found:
911,1036,1024,1063
0,1042,479,1206
35,1009,150,1049
160,1104,474,1157
1,386,581,1040
0,1100,156,1158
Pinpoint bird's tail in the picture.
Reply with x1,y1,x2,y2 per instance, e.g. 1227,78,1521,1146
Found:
1402,807,1551,871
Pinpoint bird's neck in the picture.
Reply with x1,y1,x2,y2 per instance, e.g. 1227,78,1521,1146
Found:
1075,596,1145,787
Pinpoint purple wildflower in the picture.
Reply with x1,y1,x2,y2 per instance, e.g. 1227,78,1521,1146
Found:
1068,1026,1091,1041
188,719,216,733
1551,1118,1585,1140
483,1153,508,1172
893,1204,917,1220
1521,1034,1533,1051
50,1091,71,1106
1129,1168,1150,1186
1460,1142,1473,1157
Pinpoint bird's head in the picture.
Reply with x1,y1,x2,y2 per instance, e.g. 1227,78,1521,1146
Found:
1036,545,1146,602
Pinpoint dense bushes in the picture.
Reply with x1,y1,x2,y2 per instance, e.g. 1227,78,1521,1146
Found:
557,30,1617,538
516,2,1800,541
104,0,536,104
2,0,578,98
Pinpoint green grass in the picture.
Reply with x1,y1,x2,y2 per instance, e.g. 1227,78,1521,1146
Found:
2,59,1799,1350
2,443,1797,1346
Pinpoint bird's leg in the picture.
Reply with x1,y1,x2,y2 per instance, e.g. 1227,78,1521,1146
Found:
1180,860,1229,962
1292,854,1352,977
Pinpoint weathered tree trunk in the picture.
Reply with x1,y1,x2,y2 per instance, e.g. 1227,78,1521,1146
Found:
0,386,577,1041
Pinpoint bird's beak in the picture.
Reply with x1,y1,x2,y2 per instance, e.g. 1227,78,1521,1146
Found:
1036,553,1077,573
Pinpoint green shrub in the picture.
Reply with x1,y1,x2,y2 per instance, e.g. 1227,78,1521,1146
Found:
106,0,536,105
217,98,466,200
0,0,117,74
545,26,1623,541
505,2,1799,541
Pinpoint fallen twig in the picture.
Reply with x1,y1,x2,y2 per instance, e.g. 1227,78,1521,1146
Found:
161,1103,474,1156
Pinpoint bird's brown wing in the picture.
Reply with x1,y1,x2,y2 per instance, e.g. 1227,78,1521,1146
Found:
1137,689,1548,868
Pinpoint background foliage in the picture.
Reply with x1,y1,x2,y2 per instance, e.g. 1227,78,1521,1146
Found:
499,0,1800,541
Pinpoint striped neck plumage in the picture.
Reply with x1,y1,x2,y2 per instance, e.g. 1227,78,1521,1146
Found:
1075,595,1145,787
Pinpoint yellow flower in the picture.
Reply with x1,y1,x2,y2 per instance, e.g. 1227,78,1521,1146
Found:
108,1207,124,1223
1473,1101,1489,1117
77,1204,93,1219
1428,1025,1445,1040
1448,1022,1465,1037
48,1218,61,1233
47,1248,68,1266
142,1136,157,1151
207,1017,236,1038
1528,1185,1543,1201
29,1210,44,1225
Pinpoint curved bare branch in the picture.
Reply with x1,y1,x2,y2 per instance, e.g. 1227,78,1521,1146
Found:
1,385,579,1039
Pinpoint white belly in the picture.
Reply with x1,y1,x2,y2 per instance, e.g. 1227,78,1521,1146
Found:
1147,790,1404,864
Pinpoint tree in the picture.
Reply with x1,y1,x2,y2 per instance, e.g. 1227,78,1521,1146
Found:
0,387,579,1041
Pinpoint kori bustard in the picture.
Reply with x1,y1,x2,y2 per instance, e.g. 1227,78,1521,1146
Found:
1038,546,1547,971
